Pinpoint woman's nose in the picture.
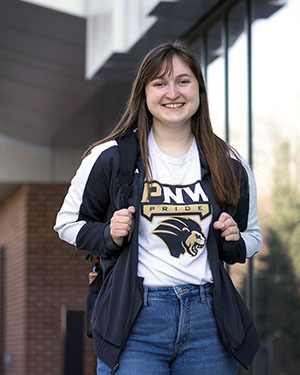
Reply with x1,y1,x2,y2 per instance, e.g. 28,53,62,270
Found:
166,83,179,100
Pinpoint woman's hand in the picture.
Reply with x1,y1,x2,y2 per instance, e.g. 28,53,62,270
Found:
110,206,135,246
213,212,240,241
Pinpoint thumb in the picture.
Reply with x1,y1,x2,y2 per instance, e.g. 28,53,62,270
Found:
128,206,136,214
213,220,225,230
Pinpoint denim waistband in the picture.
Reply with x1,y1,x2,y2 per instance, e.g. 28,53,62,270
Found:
143,283,213,305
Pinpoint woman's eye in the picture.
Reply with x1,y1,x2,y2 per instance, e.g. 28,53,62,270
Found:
154,82,165,87
179,79,190,85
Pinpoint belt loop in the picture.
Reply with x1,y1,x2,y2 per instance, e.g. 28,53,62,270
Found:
200,284,206,304
143,285,148,306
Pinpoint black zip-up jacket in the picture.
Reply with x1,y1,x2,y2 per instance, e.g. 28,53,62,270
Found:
54,132,262,372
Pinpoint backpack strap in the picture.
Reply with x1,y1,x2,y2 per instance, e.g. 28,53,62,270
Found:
117,130,138,208
86,131,138,340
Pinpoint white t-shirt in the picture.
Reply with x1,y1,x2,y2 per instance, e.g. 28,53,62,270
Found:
137,130,213,286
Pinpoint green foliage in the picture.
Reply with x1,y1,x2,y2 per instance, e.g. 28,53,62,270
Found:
254,228,300,374
289,223,300,279
253,141,300,374
270,141,300,276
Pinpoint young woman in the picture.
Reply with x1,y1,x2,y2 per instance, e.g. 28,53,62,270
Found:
54,41,262,375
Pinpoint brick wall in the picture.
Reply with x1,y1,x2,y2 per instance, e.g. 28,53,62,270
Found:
0,245,4,374
0,184,96,375
0,187,27,375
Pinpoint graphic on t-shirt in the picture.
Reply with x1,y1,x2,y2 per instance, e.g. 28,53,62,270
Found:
140,180,212,259
152,216,206,258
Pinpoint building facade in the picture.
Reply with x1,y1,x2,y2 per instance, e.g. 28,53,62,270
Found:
0,0,299,374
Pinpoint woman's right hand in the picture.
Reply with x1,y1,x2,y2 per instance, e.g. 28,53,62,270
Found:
110,206,136,246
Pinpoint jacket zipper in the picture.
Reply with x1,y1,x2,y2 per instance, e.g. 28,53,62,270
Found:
111,362,119,374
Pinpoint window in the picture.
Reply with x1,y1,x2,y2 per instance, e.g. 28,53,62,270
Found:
192,0,300,373
252,0,300,373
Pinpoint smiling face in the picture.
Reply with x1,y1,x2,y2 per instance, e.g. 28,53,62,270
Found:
145,55,200,130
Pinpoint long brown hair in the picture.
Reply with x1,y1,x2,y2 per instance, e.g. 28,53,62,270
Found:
84,40,241,205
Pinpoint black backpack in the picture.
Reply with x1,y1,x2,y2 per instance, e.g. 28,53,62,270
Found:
86,130,138,338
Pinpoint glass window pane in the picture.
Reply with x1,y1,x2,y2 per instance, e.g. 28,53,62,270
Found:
228,0,248,161
252,0,300,373
206,21,226,140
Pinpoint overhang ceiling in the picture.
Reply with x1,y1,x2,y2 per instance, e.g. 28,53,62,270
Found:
0,0,118,149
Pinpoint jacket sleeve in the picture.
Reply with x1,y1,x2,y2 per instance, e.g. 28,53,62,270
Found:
53,141,121,257
238,160,263,257
218,159,263,264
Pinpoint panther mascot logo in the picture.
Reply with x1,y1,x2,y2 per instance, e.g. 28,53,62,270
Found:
152,216,206,258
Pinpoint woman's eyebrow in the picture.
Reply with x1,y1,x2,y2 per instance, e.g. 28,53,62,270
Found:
176,73,193,78
153,73,193,80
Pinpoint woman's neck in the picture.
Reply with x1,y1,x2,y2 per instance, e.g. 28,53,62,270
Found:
152,123,194,158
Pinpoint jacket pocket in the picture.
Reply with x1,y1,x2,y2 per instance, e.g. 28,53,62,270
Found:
92,247,143,347
213,261,259,359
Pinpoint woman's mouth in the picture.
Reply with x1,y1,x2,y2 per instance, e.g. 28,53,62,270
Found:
163,103,184,109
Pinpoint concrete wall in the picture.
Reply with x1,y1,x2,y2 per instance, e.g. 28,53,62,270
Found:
0,135,83,183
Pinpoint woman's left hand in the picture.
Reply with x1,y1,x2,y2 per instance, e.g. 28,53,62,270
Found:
213,212,240,241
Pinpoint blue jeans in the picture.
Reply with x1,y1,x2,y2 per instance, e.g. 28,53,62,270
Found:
97,284,237,374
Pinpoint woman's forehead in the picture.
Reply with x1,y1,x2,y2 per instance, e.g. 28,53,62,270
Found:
153,55,191,79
